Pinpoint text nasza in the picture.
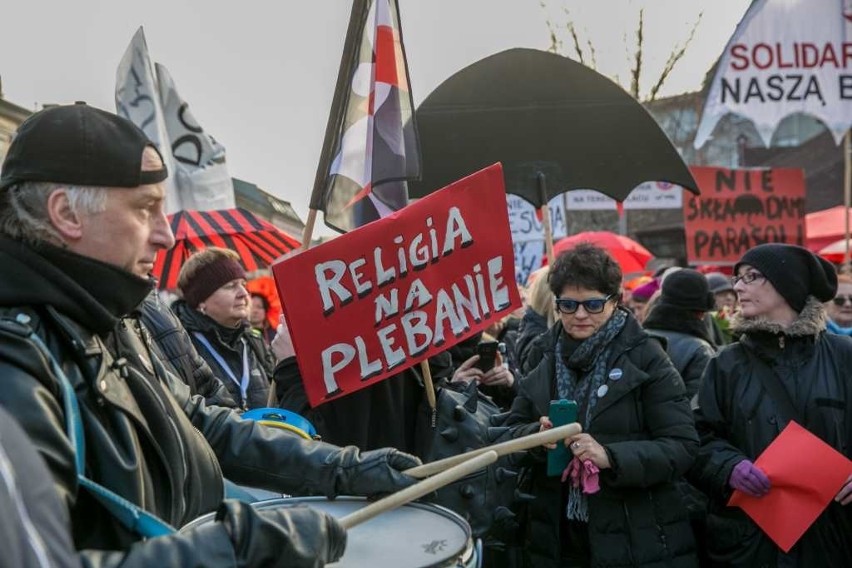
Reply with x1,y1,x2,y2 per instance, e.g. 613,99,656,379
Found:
313,206,511,395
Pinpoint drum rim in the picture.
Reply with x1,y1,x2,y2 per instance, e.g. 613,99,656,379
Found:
180,496,476,566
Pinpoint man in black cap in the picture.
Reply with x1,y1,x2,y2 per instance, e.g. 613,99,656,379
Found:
0,103,420,567
691,243,852,566
642,269,717,402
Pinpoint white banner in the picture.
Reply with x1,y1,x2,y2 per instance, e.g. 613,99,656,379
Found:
115,27,179,211
156,63,235,211
695,0,852,148
507,194,568,284
563,182,683,211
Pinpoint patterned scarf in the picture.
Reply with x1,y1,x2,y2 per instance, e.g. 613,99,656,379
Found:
555,308,627,521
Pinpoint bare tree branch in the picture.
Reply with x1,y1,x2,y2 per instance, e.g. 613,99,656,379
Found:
568,22,586,65
540,0,562,53
647,11,704,101
629,8,644,100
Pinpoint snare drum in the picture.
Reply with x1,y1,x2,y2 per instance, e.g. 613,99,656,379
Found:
182,497,479,567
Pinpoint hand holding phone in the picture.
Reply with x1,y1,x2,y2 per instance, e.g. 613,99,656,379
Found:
474,341,499,372
547,399,579,477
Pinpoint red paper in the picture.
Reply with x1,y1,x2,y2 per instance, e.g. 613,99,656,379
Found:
728,421,852,552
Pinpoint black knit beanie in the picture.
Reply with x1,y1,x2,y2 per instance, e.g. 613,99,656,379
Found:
659,269,715,312
734,243,837,312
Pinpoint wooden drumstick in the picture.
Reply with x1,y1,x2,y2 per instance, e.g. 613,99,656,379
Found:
338,450,498,530
403,422,582,479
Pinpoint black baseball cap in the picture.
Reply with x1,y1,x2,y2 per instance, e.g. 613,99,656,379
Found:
0,102,168,190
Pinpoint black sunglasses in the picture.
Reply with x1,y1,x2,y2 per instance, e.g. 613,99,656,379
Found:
555,294,615,315
832,295,852,306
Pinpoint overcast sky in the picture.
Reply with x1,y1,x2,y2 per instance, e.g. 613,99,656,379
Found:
0,0,750,235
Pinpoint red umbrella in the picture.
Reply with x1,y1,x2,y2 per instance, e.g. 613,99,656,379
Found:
153,208,301,289
816,238,850,264
552,231,653,275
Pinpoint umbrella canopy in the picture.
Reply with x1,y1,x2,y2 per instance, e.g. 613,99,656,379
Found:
816,238,851,264
552,231,653,275
805,205,852,252
409,48,699,206
153,208,300,289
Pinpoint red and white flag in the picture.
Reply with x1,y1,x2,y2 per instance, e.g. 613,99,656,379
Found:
310,0,420,232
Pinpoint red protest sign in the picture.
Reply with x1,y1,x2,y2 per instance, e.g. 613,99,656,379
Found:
272,164,520,407
683,167,806,264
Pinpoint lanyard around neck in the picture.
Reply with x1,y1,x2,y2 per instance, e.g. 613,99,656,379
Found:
193,332,250,404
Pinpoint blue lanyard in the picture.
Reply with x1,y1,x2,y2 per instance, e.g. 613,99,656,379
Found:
193,332,250,404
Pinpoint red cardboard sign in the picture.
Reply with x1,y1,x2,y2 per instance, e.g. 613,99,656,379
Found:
684,167,806,265
272,164,521,407
728,421,852,553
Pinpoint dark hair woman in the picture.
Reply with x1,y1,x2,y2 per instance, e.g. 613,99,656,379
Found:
506,243,698,567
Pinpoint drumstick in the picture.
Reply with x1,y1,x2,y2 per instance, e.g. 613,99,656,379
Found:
403,422,582,479
338,450,498,530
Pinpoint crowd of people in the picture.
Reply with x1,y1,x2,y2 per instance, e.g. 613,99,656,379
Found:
0,103,850,568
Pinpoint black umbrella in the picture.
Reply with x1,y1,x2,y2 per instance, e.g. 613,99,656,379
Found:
409,48,699,206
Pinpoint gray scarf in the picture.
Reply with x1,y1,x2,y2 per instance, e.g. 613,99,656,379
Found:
555,308,627,521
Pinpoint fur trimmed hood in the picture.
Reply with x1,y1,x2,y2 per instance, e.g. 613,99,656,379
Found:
730,296,828,337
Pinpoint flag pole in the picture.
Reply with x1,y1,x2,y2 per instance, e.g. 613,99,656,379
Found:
538,173,555,265
301,210,318,252
844,129,851,269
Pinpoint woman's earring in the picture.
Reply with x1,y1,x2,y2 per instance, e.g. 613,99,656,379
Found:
199,305,206,315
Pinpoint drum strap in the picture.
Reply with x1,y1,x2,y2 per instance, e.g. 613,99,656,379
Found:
2,316,254,538
23,330,178,537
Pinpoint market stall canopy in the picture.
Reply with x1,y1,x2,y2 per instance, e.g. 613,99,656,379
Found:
805,205,852,252
408,48,699,206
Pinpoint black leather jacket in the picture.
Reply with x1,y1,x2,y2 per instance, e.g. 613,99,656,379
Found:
0,238,416,567
139,291,238,408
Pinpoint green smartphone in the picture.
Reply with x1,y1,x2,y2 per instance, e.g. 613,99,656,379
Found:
547,399,579,477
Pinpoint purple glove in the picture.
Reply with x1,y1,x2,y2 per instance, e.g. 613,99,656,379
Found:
729,459,771,497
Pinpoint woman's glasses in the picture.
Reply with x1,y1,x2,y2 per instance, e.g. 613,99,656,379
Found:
731,271,765,286
832,295,852,306
555,294,614,315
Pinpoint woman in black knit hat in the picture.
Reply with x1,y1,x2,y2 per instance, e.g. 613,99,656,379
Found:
690,243,852,567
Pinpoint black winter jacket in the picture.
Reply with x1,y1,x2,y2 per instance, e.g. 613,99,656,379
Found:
0,238,412,567
507,312,699,568
691,299,852,567
273,352,454,452
139,292,237,408
173,299,273,410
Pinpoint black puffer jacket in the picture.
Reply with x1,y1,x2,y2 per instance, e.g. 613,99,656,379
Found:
173,299,273,410
515,307,549,374
139,291,237,408
507,312,699,568
0,238,415,567
691,299,852,567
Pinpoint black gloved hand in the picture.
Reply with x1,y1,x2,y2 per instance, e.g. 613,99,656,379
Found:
332,447,422,498
216,499,346,567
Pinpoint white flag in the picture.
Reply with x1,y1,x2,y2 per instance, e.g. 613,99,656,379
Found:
115,27,179,212
156,63,235,210
695,0,852,148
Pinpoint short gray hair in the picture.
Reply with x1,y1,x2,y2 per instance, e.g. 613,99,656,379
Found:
0,182,108,246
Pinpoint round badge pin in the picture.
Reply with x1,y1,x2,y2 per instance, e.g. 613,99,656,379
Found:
597,384,609,398
608,368,623,381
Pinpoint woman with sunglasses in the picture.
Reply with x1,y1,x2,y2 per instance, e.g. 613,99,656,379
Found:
506,243,698,568
691,243,852,566
825,274,852,336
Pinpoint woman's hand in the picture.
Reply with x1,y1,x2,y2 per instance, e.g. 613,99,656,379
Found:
479,352,514,388
567,433,611,470
270,315,295,362
835,474,852,505
539,416,557,450
451,355,484,384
